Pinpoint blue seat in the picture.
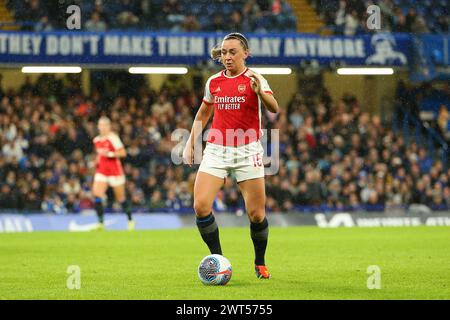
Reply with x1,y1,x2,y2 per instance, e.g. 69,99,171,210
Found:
416,6,426,16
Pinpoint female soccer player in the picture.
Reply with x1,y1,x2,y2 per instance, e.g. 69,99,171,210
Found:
182,33,279,279
92,116,134,230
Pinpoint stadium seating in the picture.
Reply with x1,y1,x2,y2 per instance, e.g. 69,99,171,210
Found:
312,0,449,34
5,0,298,32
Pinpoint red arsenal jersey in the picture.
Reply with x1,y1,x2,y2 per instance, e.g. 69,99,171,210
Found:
202,67,273,147
93,133,125,176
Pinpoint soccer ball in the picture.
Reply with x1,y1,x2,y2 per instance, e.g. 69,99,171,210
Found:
198,254,232,285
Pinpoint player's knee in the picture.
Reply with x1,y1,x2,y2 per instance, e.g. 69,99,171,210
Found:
193,199,212,217
247,208,265,223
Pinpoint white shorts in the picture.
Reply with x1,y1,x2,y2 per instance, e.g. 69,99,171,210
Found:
198,141,265,182
94,173,126,187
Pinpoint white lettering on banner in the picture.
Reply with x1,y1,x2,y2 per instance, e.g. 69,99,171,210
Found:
314,213,444,228
344,39,355,56
31,35,42,54
425,217,450,226
157,36,204,56
9,34,20,53
333,39,343,57
306,39,317,56
249,38,281,57
284,37,365,58
71,36,83,55
0,34,7,53
46,35,58,55
121,36,131,55
0,217,33,233
356,217,422,227
60,35,71,55
285,38,306,56
156,36,167,55
104,35,152,56
315,213,355,228
317,39,332,57
355,40,365,57
104,36,119,54
88,35,99,55
46,35,99,55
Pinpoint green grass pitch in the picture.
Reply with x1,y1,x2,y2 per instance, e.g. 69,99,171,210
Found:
0,226,449,300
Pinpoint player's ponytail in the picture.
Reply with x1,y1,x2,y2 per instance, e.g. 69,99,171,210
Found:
210,45,222,62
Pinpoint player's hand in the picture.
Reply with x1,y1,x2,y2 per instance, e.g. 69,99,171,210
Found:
248,71,263,95
97,149,114,157
182,143,194,166
97,149,108,157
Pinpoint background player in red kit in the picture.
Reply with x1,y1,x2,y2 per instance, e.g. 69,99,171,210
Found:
182,33,279,279
92,116,134,230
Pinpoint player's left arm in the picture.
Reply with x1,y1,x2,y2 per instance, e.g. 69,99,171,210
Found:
107,134,127,158
258,90,279,113
249,72,279,113
108,147,126,158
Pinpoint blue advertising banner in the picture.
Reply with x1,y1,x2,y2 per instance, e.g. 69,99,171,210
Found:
1,212,449,233
0,31,412,66
419,34,449,66
0,213,183,232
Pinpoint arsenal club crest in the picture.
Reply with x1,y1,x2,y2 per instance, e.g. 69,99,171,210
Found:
238,84,246,93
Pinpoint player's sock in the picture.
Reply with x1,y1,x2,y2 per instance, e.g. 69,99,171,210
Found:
94,197,104,224
120,200,133,221
196,213,222,255
250,217,269,266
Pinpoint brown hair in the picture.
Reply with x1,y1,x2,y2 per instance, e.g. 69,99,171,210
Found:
210,32,250,63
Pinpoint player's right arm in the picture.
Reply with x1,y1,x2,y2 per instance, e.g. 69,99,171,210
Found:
182,101,214,165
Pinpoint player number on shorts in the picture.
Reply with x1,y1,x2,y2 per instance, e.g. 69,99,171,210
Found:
252,154,263,167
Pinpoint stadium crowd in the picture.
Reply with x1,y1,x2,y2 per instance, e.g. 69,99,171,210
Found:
311,0,448,35
0,72,449,214
8,0,297,33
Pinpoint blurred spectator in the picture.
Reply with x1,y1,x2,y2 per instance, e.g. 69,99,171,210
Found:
151,92,174,118
334,0,346,34
392,7,408,32
229,10,244,32
270,0,296,31
411,16,429,34
437,105,449,137
206,14,225,32
162,0,185,30
85,11,107,32
435,16,449,34
405,7,418,32
17,0,48,30
344,10,360,36
181,14,200,32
